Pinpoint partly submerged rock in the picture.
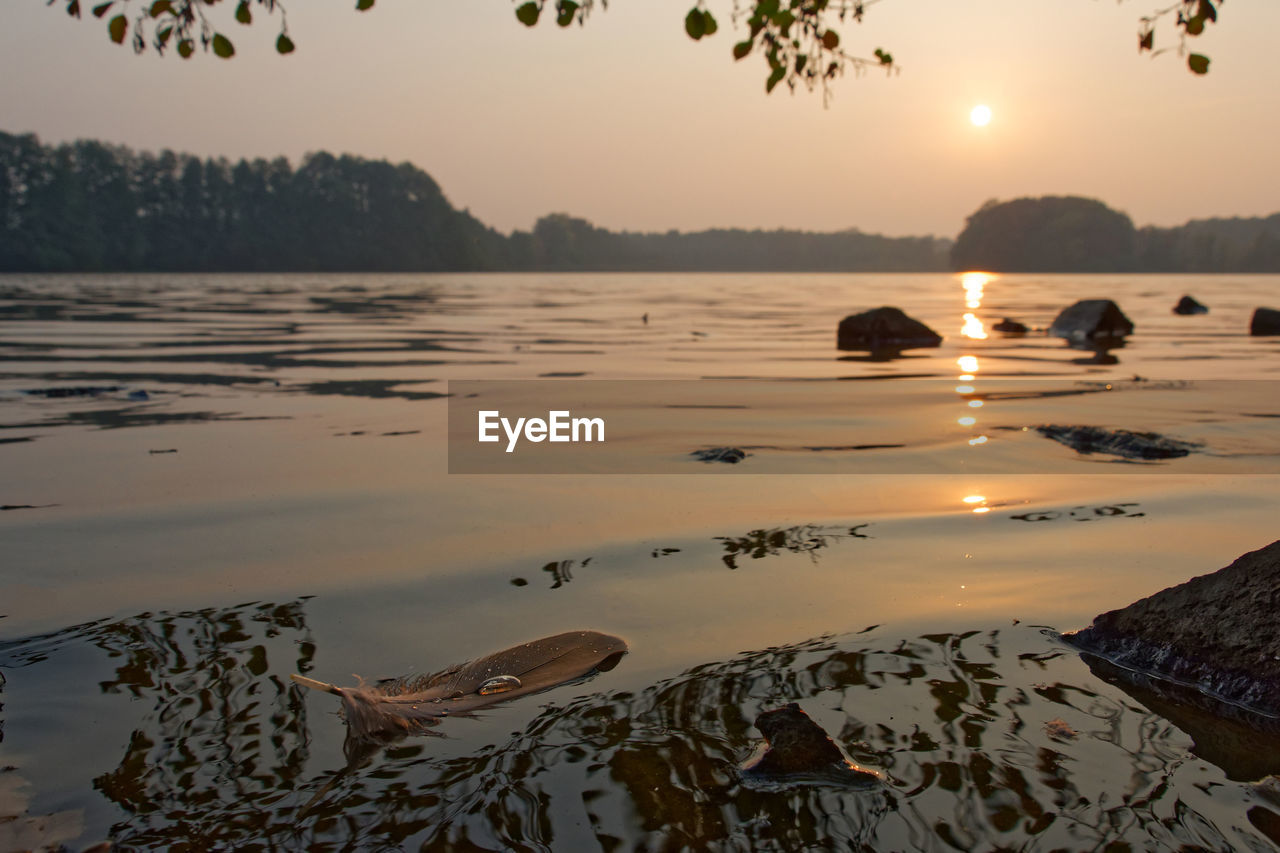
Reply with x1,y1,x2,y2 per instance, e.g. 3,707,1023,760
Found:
1036,425,1200,460
1252,307,1280,336
691,447,748,464
836,307,942,353
1079,649,1280,782
1064,539,1280,717
1173,295,1209,315
993,317,1029,333
740,703,882,789
1048,299,1134,342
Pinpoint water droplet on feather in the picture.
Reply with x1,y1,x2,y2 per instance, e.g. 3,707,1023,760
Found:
478,675,522,695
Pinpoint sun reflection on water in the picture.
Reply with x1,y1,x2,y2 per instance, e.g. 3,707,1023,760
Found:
960,271,993,309
961,313,988,340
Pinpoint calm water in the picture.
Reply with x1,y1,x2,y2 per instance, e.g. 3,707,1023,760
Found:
1,272,1279,850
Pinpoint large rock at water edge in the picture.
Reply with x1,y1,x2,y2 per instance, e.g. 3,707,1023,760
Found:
1252,307,1280,336
1048,299,1134,342
837,307,941,352
1065,539,1280,714
1173,295,1209,315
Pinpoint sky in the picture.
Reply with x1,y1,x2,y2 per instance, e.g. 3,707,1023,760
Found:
1,0,1277,239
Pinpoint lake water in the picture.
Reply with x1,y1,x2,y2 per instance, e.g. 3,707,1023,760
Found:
1,272,1279,850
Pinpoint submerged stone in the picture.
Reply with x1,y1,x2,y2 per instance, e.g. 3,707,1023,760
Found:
1065,539,1280,717
1252,307,1280,336
740,703,882,789
1048,299,1134,342
993,317,1029,333
22,385,122,398
1036,425,1200,460
691,447,748,464
836,307,942,353
1173,295,1209,315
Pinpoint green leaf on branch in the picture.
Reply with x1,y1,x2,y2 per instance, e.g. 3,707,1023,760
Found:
874,47,892,65
108,13,127,44
1187,53,1210,74
516,2,540,26
685,8,705,40
177,38,193,58
1198,0,1216,23
276,33,295,54
703,11,717,35
148,0,171,16
1184,15,1204,36
355,0,375,10
156,25,172,46
766,64,785,93
235,2,252,24
91,2,113,18
733,39,752,60
67,0,81,17
821,29,838,49
212,32,235,58
556,0,578,26
1139,29,1153,51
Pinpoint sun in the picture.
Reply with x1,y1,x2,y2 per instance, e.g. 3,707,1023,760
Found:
970,104,992,127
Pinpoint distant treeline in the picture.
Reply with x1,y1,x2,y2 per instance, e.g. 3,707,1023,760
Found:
952,195,1280,273
0,131,948,273
2,132,1277,273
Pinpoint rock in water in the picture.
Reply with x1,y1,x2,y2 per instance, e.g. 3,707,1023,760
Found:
691,447,748,464
836,307,942,353
1064,539,1280,715
993,317,1029,333
1252,307,1280,336
1173,295,1209,315
1035,425,1201,460
740,703,882,789
1048,299,1134,342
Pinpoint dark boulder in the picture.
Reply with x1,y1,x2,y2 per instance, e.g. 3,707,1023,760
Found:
836,307,941,353
1252,307,1280,336
1036,425,1200,460
993,317,1029,333
1048,299,1133,342
740,703,882,788
1173,295,1209,315
1064,539,1280,716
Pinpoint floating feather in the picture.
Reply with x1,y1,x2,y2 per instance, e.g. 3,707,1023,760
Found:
290,629,627,744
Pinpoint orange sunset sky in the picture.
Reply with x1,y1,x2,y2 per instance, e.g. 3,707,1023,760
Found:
1,0,1276,238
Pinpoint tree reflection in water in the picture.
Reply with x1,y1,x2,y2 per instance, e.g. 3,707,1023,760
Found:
2,603,1276,850
714,524,870,570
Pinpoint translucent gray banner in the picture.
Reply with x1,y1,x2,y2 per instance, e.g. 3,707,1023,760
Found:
447,379,1280,474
